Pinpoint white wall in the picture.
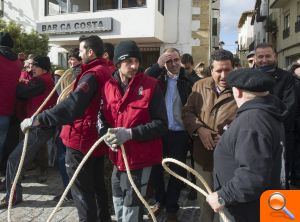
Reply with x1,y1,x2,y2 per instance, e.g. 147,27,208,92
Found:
238,15,254,50
163,0,192,54
3,0,37,32
253,19,266,45
39,4,158,41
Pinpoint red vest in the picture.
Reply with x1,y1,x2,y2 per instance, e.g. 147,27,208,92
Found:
16,71,33,121
106,60,116,75
0,55,21,116
101,72,163,171
25,72,57,118
60,58,111,157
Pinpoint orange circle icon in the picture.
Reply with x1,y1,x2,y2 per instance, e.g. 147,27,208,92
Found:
268,192,286,210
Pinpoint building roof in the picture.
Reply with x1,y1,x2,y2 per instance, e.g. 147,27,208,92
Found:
238,11,255,28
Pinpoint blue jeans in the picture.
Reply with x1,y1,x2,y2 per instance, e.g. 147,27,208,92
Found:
55,135,69,188
0,116,10,162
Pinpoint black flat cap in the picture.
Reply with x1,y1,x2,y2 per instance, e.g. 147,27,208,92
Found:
227,68,275,92
0,32,14,48
33,56,51,71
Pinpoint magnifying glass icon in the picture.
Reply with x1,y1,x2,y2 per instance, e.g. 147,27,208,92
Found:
268,192,295,220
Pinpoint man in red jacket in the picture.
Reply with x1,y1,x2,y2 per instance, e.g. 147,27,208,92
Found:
0,56,56,208
98,40,168,222
0,32,21,164
102,42,116,74
21,35,112,222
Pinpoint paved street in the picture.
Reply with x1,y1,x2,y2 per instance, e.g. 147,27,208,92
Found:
0,167,201,222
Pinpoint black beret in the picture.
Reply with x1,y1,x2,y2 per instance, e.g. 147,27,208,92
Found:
113,40,141,65
0,32,14,48
33,56,51,72
227,68,275,92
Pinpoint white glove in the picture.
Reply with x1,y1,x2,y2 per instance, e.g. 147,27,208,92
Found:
104,127,132,150
20,117,39,133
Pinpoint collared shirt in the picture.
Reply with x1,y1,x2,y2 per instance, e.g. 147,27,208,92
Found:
165,75,185,131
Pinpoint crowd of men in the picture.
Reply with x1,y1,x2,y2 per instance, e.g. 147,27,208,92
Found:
0,31,300,222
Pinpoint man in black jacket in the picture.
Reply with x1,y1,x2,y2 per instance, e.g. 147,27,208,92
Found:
254,43,297,186
206,68,286,222
146,48,193,221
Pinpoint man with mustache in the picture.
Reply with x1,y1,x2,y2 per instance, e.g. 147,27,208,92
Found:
182,49,237,222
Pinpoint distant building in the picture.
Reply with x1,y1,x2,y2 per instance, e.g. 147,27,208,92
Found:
192,0,220,66
237,0,300,69
1,0,219,68
237,11,255,67
270,0,300,68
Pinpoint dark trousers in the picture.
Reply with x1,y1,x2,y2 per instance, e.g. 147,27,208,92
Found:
56,134,69,188
65,148,110,222
5,127,54,202
151,130,189,213
111,166,151,222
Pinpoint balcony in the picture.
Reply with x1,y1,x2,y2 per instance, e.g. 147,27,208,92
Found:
296,21,300,33
270,0,286,8
283,27,290,39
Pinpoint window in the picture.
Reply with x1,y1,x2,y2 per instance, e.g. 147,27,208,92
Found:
158,0,164,15
297,2,300,22
284,13,290,30
45,0,90,15
46,0,67,15
58,52,68,68
69,0,90,12
283,12,290,39
122,0,146,8
212,18,217,36
95,0,118,10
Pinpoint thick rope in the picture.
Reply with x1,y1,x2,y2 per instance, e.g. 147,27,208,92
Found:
120,145,157,222
46,135,106,222
56,80,75,104
46,143,157,222
162,158,229,222
7,75,65,222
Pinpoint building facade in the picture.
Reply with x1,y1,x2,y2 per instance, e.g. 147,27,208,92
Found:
270,0,300,68
237,0,300,69
237,11,254,67
1,0,219,68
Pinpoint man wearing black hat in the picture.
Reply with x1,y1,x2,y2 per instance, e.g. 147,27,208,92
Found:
0,32,22,166
206,68,286,222
98,40,168,222
0,56,57,208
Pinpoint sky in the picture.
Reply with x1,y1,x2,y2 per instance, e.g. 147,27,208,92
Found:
220,0,256,53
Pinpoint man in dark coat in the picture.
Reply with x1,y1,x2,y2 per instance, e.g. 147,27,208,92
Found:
145,48,193,221
254,43,297,185
206,68,286,222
